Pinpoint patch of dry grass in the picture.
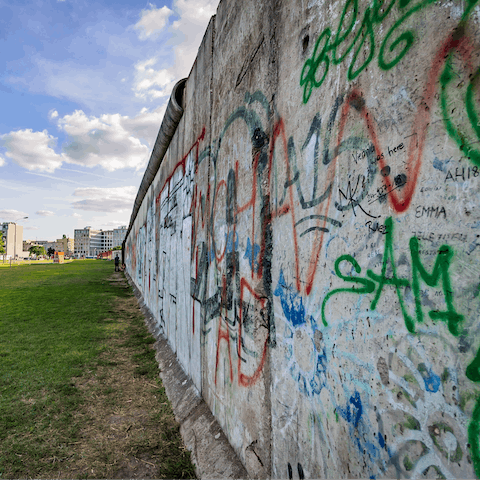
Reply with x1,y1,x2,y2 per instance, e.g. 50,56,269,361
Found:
59,274,195,479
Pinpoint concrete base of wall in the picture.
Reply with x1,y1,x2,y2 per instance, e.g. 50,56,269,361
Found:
125,272,248,479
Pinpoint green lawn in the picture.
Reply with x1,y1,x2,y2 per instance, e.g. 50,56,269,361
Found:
0,260,195,479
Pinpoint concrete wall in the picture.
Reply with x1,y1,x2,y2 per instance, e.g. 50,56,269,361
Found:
125,0,480,477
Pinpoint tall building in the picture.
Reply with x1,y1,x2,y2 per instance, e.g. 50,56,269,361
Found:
102,230,113,251
74,227,114,258
1,222,24,259
75,227,97,258
113,226,127,248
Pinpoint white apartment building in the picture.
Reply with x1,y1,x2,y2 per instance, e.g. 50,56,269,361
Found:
102,230,113,251
74,227,115,258
113,226,127,248
75,227,98,258
1,222,24,259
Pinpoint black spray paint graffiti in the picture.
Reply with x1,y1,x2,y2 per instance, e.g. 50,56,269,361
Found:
190,91,385,336
186,91,393,387
287,462,305,480
278,95,379,219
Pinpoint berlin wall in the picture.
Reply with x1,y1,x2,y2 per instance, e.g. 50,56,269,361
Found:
124,0,480,477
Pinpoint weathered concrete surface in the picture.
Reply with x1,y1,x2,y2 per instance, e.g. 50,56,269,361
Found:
125,272,248,479
125,0,480,477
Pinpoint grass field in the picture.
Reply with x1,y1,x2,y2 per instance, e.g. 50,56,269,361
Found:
0,260,195,479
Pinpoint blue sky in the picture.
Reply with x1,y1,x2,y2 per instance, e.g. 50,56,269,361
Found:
0,0,218,241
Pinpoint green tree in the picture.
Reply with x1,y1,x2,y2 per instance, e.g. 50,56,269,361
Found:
112,245,122,251
47,247,55,257
29,245,46,258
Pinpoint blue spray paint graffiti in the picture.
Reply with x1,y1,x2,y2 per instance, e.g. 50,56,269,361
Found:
418,363,441,393
274,270,307,328
244,237,261,273
337,391,380,462
226,231,239,253
274,269,328,396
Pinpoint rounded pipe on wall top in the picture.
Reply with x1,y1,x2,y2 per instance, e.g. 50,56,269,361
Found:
124,77,187,245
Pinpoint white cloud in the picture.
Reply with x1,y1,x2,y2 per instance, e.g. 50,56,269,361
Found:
72,212,82,218
132,0,219,101
133,57,175,100
0,155,5,167
36,210,55,216
173,0,218,31
58,107,166,171
25,226,40,230
0,209,29,222
1,105,166,173
49,109,58,119
2,129,64,173
121,105,167,140
170,0,218,73
134,4,173,40
58,110,149,171
72,186,136,213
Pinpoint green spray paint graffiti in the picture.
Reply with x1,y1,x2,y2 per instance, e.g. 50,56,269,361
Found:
439,0,480,168
300,0,480,105
409,237,463,335
440,45,480,167
321,217,463,335
467,338,480,477
469,400,480,479
300,0,438,104
321,216,480,476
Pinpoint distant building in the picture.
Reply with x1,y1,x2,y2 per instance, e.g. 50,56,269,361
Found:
34,240,56,250
55,237,74,256
23,240,35,251
24,240,56,254
102,230,113,251
113,226,127,248
1,222,24,259
74,227,115,258
74,227,98,258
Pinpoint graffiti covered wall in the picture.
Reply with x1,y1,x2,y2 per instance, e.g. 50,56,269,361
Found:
125,0,480,477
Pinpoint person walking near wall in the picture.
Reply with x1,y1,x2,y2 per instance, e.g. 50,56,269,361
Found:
114,255,120,272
